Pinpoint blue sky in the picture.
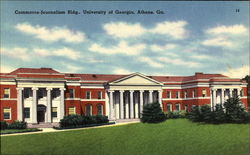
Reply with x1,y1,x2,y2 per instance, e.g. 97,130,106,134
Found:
1,1,249,77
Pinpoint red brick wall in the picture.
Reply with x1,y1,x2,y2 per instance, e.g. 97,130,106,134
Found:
80,101,106,116
81,88,105,99
0,100,17,123
0,84,17,98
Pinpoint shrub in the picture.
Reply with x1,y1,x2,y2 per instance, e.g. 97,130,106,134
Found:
200,105,213,123
179,110,188,118
187,106,202,122
8,121,27,129
60,114,109,128
0,121,8,130
224,97,248,123
212,104,226,123
165,111,173,119
141,102,166,123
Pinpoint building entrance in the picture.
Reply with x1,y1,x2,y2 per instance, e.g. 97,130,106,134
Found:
37,105,46,123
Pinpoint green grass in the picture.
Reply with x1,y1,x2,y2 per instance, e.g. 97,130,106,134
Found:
1,119,250,155
0,128,41,135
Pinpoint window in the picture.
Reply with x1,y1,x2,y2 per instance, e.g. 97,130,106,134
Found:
68,107,76,115
185,105,188,112
166,91,171,98
167,104,172,112
3,88,10,98
24,108,30,118
175,104,180,111
86,91,91,99
184,90,187,98
98,91,102,99
52,107,57,118
176,91,179,99
24,88,32,98
85,104,92,116
202,89,206,97
192,90,196,98
3,108,11,120
38,88,46,99
69,89,74,98
97,104,103,115
240,90,243,97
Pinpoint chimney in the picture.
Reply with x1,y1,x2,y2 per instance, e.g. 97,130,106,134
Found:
195,72,203,76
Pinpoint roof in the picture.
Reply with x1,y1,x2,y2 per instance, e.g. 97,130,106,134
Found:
1,68,241,84
9,68,59,74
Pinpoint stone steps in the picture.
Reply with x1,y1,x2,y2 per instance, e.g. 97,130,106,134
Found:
28,122,59,128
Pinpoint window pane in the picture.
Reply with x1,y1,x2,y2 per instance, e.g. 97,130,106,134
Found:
167,104,171,112
68,107,75,115
86,105,91,116
86,91,91,99
97,104,103,115
175,104,180,111
3,108,10,119
52,107,57,117
4,88,10,98
98,91,102,99
24,108,30,118
69,89,74,98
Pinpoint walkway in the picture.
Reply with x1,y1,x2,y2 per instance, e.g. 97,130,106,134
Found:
1,120,140,137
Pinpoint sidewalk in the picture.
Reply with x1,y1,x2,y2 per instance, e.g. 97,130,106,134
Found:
1,121,140,137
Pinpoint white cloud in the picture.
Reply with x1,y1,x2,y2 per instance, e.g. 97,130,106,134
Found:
1,47,30,61
139,56,164,68
16,23,85,43
150,44,177,52
190,55,211,60
33,47,81,60
58,64,82,73
201,36,233,48
205,24,248,35
112,68,131,74
222,65,249,78
157,57,200,68
150,21,188,39
89,41,146,55
103,22,146,38
0,65,15,73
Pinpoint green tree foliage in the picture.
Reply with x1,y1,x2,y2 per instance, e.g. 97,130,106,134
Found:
141,102,166,123
224,97,249,123
213,104,226,123
187,106,202,122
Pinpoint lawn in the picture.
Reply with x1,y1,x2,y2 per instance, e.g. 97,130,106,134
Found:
1,119,250,155
0,128,41,135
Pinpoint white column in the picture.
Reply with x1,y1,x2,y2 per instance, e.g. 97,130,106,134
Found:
17,88,24,121
125,92,129,119
210,89,213,109
229,88,233,98
213,88,217,107
140,90,144,118
149,90,153,103
120,90,124,119
109,90,114,120
46,88,52,123
32,87,38,124
59,88,65,120
237,89,241,99
221,89,225,105
115,93,120,119
130,90,134,118
158,90,162,109
135,92,139,119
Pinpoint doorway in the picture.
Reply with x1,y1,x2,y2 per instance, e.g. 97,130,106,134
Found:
37,105,46,123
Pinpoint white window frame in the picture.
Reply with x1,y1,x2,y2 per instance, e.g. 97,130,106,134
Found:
202,89,207,97
86,91,91,99
85,104,92,116
52,107,58,118
176,91,180,99
175,104,180,111
3,108,11,120
97,104,103,115
69,89,74,98
3,88,10,99
24,107,30,119
68,107,76,115
167,104,172,112
97,91,102,99
184,91,187,98
192,90,195,98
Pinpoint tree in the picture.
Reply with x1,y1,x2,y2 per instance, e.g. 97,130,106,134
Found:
141,102,166,123
224,97,248,123
242,75,250,111
187,106,202,122
213,104,226,123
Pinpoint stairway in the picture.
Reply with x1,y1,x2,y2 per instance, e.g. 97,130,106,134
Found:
28,122,59,128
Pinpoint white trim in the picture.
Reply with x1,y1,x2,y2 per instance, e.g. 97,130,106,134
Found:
80,80,107,82
65,98,81,100
0,98,17,100
80,86,105,89
162,97,210,101
0,82,16,85
80,99,106,101
66,83,81,86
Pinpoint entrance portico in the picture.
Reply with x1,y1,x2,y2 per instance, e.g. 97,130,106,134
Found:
106,73,163,120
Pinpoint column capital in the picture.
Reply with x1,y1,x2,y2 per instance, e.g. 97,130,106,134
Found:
32,87,38,91
59,88,66,91
129,90,134,93
16,87,24,90
229,88,234,91
222,88,226,91
119,90,124,93
108,90,114,93
149,90,154,93
139,90,144,93
46,87,53,91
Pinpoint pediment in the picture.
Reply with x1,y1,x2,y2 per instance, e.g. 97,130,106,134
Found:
109,73,163,86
